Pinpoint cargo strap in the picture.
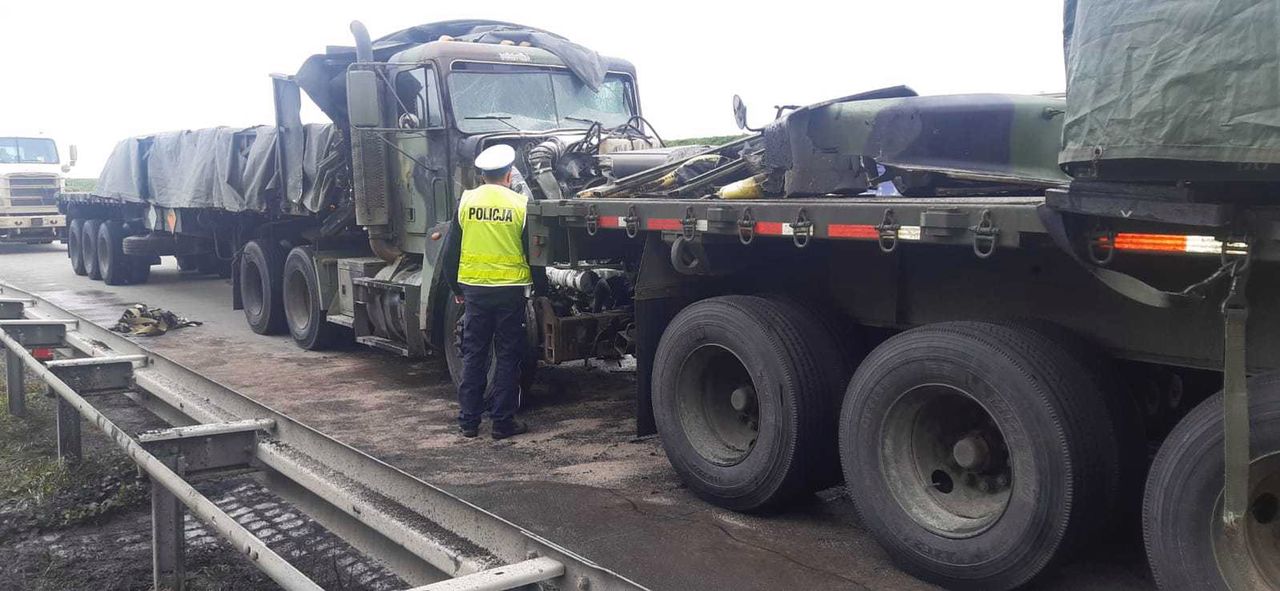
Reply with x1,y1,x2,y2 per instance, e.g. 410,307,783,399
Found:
1038,205,1209,308
1222,255,1251,529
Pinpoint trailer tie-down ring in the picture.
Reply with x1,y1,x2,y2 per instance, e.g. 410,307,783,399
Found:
738,208,757,245
624,205,640,239
681,206,698,240
971,210,1000,259
792,208,813,248
876,209,899,253
585,205,600,237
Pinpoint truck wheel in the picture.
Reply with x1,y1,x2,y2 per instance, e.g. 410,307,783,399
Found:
839,321,1119,590
240,239,287,335
652,295,835,512
443,295,535,409
176,255,201,272
761,294,857,488
283,246,338,350
97,221,129,286
128,257,152,284
82,219,102,280
1143,373,1280,591
68,219,87,276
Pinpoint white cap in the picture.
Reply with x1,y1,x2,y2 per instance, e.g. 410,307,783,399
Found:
475,144,516,173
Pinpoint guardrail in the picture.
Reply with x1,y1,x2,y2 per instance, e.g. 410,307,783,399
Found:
0,285,647,591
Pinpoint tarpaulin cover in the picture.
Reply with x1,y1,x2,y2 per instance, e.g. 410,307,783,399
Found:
1062,0,1280,167
297,20,607,126
94,124,341,214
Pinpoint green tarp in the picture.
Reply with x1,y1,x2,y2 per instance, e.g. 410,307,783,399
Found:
1062,0,1280,169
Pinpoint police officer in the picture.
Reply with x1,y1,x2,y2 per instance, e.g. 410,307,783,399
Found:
441,144,544,439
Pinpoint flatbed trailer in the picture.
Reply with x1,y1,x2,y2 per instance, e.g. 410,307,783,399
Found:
526,179,1280,591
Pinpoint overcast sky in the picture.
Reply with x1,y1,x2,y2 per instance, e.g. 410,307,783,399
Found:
1,0,1066,174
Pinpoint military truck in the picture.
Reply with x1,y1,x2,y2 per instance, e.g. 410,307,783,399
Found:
0,134,75,243
59,11,1280,591
59,19,665,374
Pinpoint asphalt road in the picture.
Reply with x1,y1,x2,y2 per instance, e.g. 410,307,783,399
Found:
0,242,1156,590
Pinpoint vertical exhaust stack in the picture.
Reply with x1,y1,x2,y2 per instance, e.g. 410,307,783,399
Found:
347,20,402,262
350,21,372,61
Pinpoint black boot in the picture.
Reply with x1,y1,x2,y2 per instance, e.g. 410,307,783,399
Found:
492,420,528,440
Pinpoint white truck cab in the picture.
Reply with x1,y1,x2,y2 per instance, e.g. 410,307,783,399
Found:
0,135,74,243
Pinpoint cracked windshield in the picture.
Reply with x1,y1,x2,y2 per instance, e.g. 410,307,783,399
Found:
450,70,633,133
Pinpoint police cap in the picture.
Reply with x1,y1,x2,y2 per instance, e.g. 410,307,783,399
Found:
475,144,516,175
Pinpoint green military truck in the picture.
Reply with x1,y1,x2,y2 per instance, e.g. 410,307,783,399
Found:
60,9,1279,590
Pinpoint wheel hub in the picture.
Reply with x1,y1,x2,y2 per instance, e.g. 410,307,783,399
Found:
952,434,991,471
881,385,1013,538
730,386,756,413
676,345,759,466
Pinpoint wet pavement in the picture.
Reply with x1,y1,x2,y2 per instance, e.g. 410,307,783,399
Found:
0,242,1155,590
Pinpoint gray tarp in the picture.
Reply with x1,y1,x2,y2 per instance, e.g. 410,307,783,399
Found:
297,20,608,125
94,124,341,214
1062,0,1280,167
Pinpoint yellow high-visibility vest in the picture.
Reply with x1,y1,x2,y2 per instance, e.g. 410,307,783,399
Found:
457,183,532,286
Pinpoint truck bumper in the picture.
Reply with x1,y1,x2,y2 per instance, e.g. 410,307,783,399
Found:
0,215,65,242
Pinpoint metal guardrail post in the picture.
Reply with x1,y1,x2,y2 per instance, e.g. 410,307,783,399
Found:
152,450,186,590
55,386,81,463
5,347,24,416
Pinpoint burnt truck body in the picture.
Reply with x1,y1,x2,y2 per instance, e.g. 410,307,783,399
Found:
58,10,1280,591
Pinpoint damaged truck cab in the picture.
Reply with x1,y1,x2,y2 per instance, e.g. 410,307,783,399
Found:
272,20,654,377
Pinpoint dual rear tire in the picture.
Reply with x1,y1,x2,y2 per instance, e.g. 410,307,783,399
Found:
839,322,1126,590
652,305,1133,589
240,239,287,335
651,295,854,512
69,218,152,284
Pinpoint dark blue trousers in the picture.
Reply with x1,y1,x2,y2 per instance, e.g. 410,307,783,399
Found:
457,285,526,430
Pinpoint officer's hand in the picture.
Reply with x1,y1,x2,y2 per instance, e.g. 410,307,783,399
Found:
453,295,464,305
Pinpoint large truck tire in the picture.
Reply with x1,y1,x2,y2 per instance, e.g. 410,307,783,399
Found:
82,219,102,280
652,295,836,512
240,239,287,335
67,219,87,276
839,321,1120,590
443,295,535,411
1143,373,1280,591
282,246,339,350
760,294,857,489
97,221,129,286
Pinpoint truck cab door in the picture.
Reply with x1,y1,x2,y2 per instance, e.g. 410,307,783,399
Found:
391,66,451,256
393,66,455,341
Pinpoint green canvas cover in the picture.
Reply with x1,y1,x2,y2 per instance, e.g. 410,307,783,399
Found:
1062,0,1280,170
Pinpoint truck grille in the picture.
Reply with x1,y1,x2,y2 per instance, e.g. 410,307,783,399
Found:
4,175,59,207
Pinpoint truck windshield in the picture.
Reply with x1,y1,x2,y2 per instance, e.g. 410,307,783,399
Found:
0,137,58,164
450,71,634,133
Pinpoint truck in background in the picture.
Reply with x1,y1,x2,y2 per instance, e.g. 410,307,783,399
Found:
0,134,75,243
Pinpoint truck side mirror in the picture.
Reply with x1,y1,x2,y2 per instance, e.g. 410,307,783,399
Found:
732,95,749,131
69,144,78,166
347,70,381,128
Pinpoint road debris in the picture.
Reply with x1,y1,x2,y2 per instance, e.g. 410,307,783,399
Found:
110,304,202,336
